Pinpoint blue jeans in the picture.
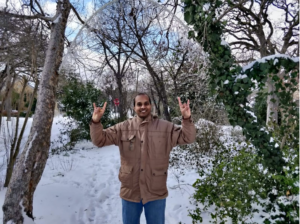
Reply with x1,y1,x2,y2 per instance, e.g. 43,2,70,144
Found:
122,198,166,224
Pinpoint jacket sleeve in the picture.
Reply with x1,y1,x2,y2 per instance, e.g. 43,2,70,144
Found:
171,117,196,147
90,121,120,147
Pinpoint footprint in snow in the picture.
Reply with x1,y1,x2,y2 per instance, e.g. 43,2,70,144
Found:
86,201,96,222
173,204,181,211
70,207,85,224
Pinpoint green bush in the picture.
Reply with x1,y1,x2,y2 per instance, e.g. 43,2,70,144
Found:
189,140,299,224
51,76,117,154
190,143,270,224
60,76,115,139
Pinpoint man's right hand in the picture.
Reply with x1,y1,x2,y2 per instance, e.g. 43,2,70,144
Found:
92,102,107,123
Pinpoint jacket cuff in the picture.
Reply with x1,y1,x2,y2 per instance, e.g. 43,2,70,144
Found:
182,116,193,123
89,119,101,125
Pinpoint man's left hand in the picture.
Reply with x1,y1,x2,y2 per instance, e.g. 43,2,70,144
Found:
177,97,191,119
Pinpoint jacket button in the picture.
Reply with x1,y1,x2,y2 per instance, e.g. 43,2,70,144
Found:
153,173,155,175
141,169,143,171
141,141,143,143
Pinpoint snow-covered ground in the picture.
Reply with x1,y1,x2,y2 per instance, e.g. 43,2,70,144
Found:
0,116,202,224
0,115,294,223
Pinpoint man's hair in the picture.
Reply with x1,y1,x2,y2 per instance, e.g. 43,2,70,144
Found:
133,93,152,106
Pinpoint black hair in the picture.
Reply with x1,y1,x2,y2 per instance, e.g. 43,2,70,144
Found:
133,93,152,106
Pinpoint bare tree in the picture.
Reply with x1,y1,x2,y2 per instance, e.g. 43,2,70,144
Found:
91,7,138,120
1,0,74,222
66,0,196,121
0,6,48,187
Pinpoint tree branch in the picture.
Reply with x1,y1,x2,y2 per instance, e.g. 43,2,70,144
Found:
0,10,53,21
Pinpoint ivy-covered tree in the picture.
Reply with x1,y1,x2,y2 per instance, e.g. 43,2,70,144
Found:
185,0,298,126
183,0,299,222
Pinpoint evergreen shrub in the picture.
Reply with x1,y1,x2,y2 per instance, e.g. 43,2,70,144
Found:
51,76,116,154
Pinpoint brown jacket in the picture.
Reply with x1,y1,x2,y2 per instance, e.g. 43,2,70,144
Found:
90,114,196,204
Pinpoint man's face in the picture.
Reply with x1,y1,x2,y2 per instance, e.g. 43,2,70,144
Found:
134,95,151,119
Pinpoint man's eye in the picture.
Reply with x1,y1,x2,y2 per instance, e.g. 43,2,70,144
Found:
137,103,142,106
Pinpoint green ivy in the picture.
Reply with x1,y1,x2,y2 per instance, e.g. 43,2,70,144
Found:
183,0,299,223
190,143,270,224
183,0,299,173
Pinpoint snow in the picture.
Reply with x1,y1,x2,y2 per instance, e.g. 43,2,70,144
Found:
232,54,299,83
203,3,210,11
234,74,248,81
242,54,299,72
245,109,257,122
0,116,198,223
53,14,61,24
0,115,296,223
221,39,229,47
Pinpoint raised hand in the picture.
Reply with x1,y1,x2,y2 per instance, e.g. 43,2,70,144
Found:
177,97,191,119
92,102,107,123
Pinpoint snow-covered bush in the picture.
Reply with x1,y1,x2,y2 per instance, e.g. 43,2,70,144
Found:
169,119,225,174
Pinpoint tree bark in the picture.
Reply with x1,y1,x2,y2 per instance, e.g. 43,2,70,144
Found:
266,75,278,126
150,87,161,116
0,68,7,131
4,78,27,187
2,1,71,223
4,77,39,187
2,64,14,122
116,77,127,121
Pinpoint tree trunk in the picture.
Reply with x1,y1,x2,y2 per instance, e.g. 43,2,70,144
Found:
0,66,8,130
150,87,161,116
2,64,14,121
2,1,71,223
116,77,127,121
143,60,171,121
4,78,28,187
4,76,38,188
266,75,279,126
5,93,12,121
154,77,170,121
130,12,171,121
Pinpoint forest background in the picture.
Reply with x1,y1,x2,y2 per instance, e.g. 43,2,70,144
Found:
0,0,298,223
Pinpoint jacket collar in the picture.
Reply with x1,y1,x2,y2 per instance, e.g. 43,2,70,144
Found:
135,114,157,124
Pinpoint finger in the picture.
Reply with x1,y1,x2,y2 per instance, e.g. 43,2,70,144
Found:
93,103,97,110
102,102,107,111
177,97,183,107
187,99,190,108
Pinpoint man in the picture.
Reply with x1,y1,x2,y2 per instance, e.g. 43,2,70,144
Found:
90,93,196,224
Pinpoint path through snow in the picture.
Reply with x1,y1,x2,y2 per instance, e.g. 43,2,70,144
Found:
5,142,199,224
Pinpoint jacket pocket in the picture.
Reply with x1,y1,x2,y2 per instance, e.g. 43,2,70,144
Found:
150,168,168,192
119,165,133,188
120,135,136,158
